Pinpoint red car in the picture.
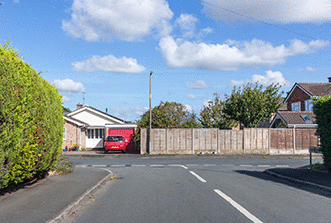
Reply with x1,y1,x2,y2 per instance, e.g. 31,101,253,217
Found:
104,135,128,153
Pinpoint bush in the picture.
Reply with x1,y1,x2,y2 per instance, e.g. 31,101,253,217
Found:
312,94,331,171
50,155,73,175
0,43,64,189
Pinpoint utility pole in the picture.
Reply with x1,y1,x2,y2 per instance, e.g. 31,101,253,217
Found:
149,71,153,153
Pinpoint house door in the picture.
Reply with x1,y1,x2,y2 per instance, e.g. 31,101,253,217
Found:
86,129,104,148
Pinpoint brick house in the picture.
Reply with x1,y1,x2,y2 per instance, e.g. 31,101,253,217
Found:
270,77,331,128
62,103,137,151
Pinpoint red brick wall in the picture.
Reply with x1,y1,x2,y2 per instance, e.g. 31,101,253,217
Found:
62,122,86,149
287,86,310,111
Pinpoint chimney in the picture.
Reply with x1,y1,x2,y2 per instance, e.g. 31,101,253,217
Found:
76,103,83,110
106,108,108,114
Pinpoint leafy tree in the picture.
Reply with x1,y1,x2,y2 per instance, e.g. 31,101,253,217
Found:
0,43,64,189
134,101,202,146
200,93,238,129
312,94,331,171
223,82,283,128
62,106,71,113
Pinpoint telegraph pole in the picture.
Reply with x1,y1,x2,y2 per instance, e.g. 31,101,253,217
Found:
149,71,153,153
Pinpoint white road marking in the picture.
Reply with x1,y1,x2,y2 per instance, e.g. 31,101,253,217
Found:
204,164,217,166
276,165,289,167
186,164,198,166
75,165,87,167
257,165,270,167
131,165,146,167
222,164,235,167
214,189,263,223
169,164,188,169
92,165,107,167
240,165,253,167
150,165,164,167
189,171,207,183
111,165,125,167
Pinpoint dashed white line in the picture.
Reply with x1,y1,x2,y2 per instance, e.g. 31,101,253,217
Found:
169,164,188,169
257,165,270,167
214,189,263,223
204,164,217,166
240,165,253,167
189,171,207,183
150,165,164,167
186,164,198,166
75,165,87,167
111,165,125,167
222,164,235,167
131,165,146,167
92,165,107,167
276,165,289,167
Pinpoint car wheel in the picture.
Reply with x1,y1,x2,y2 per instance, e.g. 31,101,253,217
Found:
104,149,108,154
122,149,126,154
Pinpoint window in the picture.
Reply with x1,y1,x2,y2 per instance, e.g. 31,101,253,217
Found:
301,115,313,124
100,129,103,139
291,101,301,111
91,129,94,139
87,129,91,139
63,128,66,140
305,99,313,111
96,129,99,138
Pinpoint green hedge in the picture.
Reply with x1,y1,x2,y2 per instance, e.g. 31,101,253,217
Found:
0,43,64,189
312,94,331,171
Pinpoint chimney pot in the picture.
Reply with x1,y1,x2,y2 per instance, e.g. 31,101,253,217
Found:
328,77,331,83
76,103,83,110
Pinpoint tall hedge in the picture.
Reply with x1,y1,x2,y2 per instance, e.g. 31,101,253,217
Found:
0,43,64,189
312,94,331,171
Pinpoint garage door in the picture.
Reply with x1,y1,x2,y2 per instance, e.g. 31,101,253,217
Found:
108,129,135,153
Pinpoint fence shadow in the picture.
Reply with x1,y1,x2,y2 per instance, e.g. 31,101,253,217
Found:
235,169,331,199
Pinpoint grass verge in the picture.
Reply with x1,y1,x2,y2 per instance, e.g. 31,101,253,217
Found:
50,154,74,175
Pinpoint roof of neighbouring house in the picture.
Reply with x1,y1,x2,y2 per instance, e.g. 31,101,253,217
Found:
297,82,331,96
64,115,89,127
284,82,331,103
270,111,316,128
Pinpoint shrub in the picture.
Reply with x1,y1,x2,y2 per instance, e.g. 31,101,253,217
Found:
50,154,73,175
0,43,64,189
312,94,331,171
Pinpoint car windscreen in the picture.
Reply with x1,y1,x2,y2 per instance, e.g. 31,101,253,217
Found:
106,136,124,142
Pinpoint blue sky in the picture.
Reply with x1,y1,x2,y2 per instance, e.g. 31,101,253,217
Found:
1,0,331,121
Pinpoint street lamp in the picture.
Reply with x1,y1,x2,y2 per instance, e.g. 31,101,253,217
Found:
149,71,153,153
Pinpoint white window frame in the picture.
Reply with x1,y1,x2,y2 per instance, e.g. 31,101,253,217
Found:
63,128,67,140
305,99,313,111
291,101,301,111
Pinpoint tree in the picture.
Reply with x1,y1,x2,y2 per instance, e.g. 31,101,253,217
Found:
223,82,283,128
312,94,331,171
200,93,238,129
0,43,64,189
134,101,202,146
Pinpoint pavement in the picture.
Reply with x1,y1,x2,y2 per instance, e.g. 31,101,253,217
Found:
0,152,330,223
0,166,112,223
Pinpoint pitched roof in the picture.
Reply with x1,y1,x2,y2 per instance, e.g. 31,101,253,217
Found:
284,82,331,103
64,115,89,126
270,111,316,127
297,83,331,96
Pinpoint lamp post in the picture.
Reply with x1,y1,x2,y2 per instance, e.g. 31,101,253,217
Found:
149,71,153,153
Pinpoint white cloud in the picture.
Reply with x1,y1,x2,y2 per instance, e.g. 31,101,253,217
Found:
175,14,198,38
203,98,212,107
184,104,193,112
186,94,199,100
62,95,74,102
186,80,209,89
202,0,331,23
72,55,146,73
108,106,148,121
62,0,173,42
230,70,291,87
52,78,86,93
306,66,317,71
159,36,329,71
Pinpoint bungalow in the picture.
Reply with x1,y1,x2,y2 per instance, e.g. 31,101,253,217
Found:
63,103,137,152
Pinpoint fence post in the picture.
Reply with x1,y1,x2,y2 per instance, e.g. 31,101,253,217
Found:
243,129,245,154
192,128,194,154
166,129,168,154
268,128,270,155
293,126,296,155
